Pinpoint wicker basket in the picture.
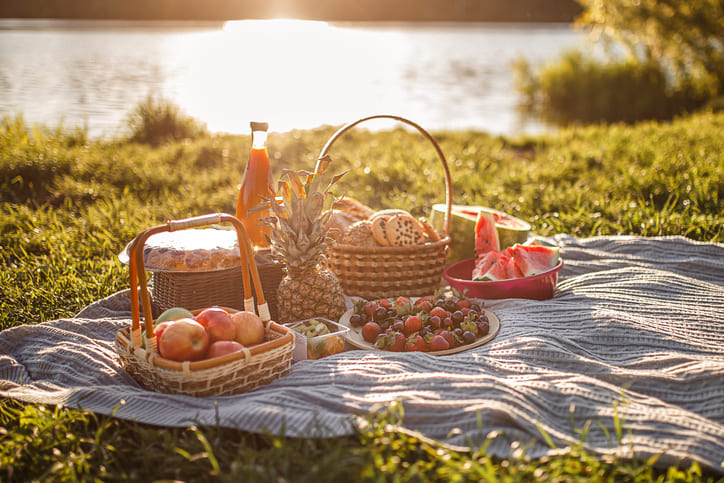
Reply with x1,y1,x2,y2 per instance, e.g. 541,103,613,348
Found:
115,213,294,397
318,114,452,299
151,250,283,321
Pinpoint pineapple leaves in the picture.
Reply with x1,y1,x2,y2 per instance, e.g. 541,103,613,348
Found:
316,154,332,175
263,155,347,271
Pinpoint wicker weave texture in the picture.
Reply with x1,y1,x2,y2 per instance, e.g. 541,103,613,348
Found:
328,237,449,298
152,264,283,320
115,325,293,397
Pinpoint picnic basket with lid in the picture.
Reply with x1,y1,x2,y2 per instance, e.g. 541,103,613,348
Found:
115,213,294,397
150,249,284,322
318,114,452,299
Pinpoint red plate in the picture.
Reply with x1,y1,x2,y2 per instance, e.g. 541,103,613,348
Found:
443,258,563,300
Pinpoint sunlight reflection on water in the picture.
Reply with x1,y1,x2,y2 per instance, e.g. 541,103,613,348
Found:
0,19,585,138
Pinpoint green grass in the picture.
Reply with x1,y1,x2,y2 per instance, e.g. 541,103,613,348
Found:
1,111,723,481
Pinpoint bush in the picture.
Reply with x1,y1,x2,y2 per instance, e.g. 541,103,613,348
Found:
514,0,723,126
577,0,724,96
513,51,709,126
126,95,207,146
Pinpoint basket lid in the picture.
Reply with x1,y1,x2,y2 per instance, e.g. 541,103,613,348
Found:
118,227,241,272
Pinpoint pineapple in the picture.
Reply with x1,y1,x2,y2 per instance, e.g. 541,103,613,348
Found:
260,155,347,323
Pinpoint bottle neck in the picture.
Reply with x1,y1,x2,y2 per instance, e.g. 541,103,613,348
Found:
251,129,268,150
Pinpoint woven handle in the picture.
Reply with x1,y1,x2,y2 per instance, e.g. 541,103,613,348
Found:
317,114,452,237
127,213,269,350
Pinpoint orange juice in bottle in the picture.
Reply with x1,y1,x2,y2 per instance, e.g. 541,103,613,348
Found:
236,121,272,248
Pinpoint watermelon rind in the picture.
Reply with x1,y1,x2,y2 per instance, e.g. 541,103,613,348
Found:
430,204,531,264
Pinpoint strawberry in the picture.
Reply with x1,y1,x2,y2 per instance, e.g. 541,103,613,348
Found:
414,295,434,313
429,306,449,319
435,329,456,349
387,332,406,352
395,296,414,315
362,322,382,343
456,298,472,310
405,332,430,352
429,334,450,352
403,315,422,336
378,298,393,309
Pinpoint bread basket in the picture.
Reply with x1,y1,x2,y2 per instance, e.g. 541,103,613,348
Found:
317,114,452,299
115,213,294,397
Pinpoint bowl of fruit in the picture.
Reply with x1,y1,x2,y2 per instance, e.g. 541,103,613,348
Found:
340,294,500,355
443,243,563,300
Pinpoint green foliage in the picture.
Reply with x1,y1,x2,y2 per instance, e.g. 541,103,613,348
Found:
1,399,715,482
577,0,724,96
1,112,723,480
513,51,709,125
126,95,208,146
516,0,723,126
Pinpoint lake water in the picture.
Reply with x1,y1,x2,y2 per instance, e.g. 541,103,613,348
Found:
0,19,586,138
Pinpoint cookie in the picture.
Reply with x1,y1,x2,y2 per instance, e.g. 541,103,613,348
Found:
385,213,427,247
371,215,391,246
418,217,441,242
342,220,379,247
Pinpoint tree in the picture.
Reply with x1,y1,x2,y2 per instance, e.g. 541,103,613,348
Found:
576,0,724,96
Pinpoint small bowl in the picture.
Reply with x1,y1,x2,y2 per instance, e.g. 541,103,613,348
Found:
283,318,350,361
443,258,564,300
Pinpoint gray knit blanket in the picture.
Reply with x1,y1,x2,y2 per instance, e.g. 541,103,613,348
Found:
1,235,723,474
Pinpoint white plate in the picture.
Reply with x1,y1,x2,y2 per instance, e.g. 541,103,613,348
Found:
339,297,500,356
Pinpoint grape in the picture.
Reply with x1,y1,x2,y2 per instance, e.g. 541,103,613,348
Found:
463,331,476,344
374,307,387,321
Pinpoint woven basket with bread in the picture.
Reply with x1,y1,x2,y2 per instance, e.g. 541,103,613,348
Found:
319,115,452,299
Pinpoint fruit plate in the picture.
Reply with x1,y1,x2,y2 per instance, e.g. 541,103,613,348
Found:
338,297,500,356
443,258,564,300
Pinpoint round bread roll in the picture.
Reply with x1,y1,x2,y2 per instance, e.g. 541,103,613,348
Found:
342,220,379,247
326,210,360,242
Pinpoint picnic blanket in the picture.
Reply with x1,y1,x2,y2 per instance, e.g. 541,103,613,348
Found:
1,235,723,474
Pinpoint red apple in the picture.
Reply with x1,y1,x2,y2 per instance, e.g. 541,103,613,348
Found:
206,340,245,359
153,320,174,346
230,311,265,346
195,307,236,342
158,317,209,362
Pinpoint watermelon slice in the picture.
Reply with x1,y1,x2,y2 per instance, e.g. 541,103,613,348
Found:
507,244,560,277
473,243,560,281
472,250,499,280
472,251,507,281
429,204,531,264
474,211,500,259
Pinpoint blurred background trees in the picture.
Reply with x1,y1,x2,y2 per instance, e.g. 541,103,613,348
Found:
515,0,724,126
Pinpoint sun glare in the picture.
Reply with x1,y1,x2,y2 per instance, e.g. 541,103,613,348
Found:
165,19,408,134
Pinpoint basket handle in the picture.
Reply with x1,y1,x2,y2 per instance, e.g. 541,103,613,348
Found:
127,213,270,351
316,114,452,237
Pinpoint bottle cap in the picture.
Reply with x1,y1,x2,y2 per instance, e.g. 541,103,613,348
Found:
250,121,269,132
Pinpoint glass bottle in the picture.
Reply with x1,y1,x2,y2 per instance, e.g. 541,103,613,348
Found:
236,121,272,249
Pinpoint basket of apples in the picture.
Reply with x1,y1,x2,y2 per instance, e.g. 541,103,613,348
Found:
115,213,295,397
